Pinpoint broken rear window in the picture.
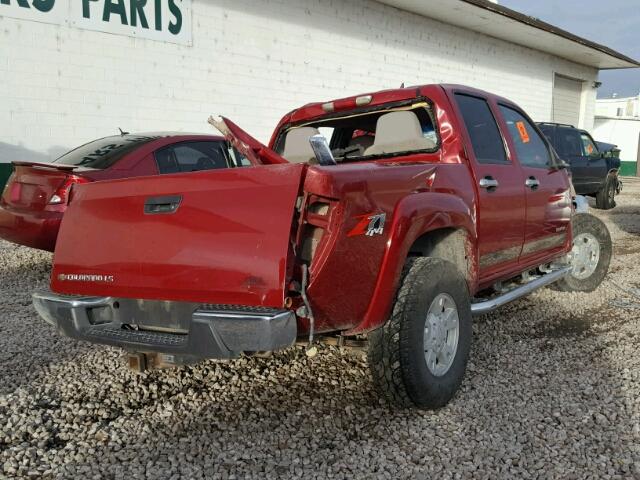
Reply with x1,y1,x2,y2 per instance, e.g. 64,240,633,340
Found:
275,102,439,164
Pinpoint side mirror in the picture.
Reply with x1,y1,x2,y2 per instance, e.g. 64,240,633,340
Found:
309,135,337,166
549,147,569,170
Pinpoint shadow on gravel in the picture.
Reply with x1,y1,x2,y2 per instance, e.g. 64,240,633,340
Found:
606,205,640,237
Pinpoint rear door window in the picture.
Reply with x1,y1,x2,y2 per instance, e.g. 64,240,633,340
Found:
555,128,584,157
54,135,159,169
155,141,230,174
537,124,555,144
498,105,551,169
454,94,508,164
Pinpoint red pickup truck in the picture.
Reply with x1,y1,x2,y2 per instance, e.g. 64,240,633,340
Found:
33,85,611,410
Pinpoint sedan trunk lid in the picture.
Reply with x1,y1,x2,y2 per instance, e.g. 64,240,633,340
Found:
2,162,88,211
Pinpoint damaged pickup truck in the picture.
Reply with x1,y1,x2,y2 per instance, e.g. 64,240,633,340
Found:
33,85,612,409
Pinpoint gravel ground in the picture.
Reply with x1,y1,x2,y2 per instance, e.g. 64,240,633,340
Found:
2,181,640,479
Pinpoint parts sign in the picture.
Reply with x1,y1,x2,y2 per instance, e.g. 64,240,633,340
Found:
0,0,192,45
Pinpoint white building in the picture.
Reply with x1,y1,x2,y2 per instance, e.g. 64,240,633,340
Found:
594,94,640,176
596,95,640,118
0,0,638,185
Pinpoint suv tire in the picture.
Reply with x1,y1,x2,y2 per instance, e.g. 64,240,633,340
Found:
368,257,472,409
553,213,612,293
595,174,617,210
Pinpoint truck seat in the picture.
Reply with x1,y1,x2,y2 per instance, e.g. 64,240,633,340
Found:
364,111,436,156
349,135,375,152
283,127,321,164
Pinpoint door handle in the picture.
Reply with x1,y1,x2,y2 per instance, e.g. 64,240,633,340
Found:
525,177,540,190
144,195,182,214
479,176,499,190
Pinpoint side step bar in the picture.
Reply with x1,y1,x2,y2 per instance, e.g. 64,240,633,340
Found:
471,266,571,316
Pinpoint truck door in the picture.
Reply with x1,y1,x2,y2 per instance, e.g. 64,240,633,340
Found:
453,93,526,285
51,119,305,307
554,126,591,194
496,104,572,268
579,131,608,189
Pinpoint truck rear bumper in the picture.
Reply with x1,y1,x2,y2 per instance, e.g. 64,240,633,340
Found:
32,292,297,360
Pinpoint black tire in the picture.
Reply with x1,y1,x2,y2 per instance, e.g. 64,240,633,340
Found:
595,174,617,210
553,213,612,293
367,257,472,410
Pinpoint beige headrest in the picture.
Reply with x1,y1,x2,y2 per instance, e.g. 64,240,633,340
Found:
364,111,436,156
282,127,321,164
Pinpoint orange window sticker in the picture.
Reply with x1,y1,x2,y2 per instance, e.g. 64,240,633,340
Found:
516,121,530,143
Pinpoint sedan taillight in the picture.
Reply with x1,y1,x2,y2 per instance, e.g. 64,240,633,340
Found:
48,175,89,206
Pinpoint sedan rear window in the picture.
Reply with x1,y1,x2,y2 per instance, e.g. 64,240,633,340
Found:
53,135,159,169
156,141,229,174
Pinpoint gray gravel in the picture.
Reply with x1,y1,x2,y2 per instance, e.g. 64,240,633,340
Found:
2,182,640,479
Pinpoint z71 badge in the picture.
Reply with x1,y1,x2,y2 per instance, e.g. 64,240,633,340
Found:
347,213,386,237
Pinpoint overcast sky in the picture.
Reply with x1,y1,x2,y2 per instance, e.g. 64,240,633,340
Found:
499,0,640,98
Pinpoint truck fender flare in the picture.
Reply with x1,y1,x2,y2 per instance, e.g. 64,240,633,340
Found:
344,192,477,335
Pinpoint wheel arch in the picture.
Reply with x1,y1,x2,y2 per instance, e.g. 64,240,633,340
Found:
344,192,477,335
408,227,473,284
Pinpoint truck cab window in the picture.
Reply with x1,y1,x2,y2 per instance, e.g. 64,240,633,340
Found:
454,94,507,164
498,105,551,168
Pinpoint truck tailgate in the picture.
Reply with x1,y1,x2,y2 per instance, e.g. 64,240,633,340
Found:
51,164,305,307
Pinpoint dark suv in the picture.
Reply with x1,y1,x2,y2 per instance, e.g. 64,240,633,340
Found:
537,122,621,209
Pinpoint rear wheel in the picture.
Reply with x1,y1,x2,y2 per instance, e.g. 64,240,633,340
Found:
595,174,617,210
368,257,472,409
553,213,612,292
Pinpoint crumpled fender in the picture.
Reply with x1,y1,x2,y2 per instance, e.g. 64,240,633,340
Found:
345,191,477,335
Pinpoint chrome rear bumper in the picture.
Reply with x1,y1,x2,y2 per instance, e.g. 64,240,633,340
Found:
33,292,297,359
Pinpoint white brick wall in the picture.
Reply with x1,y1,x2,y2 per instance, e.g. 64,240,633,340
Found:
0,0,599,162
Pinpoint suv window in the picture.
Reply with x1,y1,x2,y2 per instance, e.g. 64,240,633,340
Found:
580,132,599,157
498,105,551,168
555,128,584,157
454,94,507,164
53,135,159,169
155,141,230,174
537,124,555,144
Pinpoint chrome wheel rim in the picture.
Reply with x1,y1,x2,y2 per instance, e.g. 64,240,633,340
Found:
571,233,600,280
423,293,459,377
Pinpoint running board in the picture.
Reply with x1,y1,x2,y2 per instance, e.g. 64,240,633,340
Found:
471,266,571,316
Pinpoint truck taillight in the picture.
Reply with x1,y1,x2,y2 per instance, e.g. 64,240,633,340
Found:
48,175,88,206
298,196,335,265
300,226,325,263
